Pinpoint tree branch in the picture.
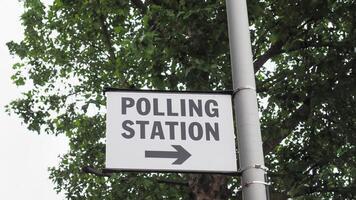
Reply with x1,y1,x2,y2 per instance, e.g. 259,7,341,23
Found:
293,185,356,199
263,97,311,154
82,166,188,187
261,43,354,153
283,40,352,54
131,0,147,14
253,41,284,73
97,13,116,67
157,179,189,187
82,166,112,177
94,1,134,88
252,17,323,73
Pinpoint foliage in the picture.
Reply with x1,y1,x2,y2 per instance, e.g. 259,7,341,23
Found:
7,0,355,199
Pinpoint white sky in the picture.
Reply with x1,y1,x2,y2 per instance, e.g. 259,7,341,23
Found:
0,1,68,199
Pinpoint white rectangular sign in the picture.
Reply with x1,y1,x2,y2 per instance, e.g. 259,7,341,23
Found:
106,89,237,173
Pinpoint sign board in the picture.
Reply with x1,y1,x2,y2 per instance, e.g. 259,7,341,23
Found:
105,89,237,173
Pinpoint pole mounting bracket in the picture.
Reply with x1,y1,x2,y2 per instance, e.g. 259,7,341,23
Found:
237,181,271,192
238,164,268,175
232,85,256,98
243,181,271,187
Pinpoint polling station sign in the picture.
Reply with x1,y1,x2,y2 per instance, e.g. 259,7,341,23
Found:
105,89,237,173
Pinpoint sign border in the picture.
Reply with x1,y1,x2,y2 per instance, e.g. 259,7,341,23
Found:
104,87,233,95
105,87,237,174
103,168,239,175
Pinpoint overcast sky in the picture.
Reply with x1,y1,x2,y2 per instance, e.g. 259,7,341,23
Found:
0,1,68,199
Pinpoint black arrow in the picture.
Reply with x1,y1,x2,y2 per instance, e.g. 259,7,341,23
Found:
145,145,191,165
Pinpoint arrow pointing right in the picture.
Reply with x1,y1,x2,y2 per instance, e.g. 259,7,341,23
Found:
145,145,191,165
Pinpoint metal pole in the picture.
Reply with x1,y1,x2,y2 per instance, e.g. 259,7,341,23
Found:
225,0,268,200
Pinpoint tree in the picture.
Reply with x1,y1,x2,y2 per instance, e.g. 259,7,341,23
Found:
7,0,355,199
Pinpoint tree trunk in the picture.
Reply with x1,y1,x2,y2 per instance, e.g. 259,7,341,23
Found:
188,174,229,200
186,67,229,200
